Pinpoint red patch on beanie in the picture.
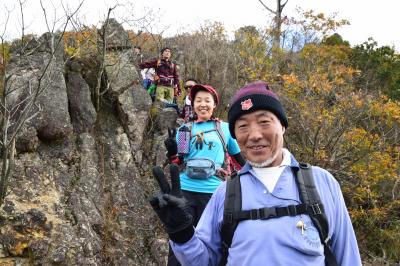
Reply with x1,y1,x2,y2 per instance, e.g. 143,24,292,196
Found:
241,99,253,110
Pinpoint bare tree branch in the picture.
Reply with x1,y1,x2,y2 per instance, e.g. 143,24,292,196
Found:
281,0,289,10
39,0,51,35
18,0,26,40
1,5,12,40
94,5,117,110
257,0,276,14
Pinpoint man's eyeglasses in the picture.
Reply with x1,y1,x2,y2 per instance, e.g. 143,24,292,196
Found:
184,85,194,89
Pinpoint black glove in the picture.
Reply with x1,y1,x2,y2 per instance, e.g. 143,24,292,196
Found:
164,127,178,157
149,164,194,243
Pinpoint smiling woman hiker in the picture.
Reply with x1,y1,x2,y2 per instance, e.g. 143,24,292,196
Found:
163,84,245,266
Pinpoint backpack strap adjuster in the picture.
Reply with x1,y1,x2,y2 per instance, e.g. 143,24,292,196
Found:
262,207,277,219
224,212,233,224
324,236,332,245
249,209,259,219
250,208,277,220
286,205,297,216
309,203,323,215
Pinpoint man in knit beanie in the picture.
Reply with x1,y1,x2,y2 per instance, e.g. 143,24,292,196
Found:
149,81,362,265
226,81,288,169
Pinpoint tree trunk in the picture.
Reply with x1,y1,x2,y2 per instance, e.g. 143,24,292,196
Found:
258,0,288,51
272,0,283,50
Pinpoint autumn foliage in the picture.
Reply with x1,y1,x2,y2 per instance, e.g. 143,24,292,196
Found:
277,43,400,260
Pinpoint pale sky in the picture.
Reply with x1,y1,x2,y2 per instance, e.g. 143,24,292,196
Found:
1,0,399,50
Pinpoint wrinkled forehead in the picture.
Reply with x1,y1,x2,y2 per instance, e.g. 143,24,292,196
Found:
236,109,277,122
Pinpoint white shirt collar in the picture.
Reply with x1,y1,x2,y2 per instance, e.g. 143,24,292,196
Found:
280,148,291,167
251,148,291,193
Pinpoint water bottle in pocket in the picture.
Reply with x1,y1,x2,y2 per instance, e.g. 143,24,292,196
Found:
177,125,191,155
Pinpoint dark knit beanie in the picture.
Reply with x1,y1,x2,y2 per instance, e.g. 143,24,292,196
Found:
228,81,288,138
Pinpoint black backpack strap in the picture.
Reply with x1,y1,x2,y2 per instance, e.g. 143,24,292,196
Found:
295,163,339,266
215,121,231,177
219,174,241,266
233,204,308,221
215,121,228,153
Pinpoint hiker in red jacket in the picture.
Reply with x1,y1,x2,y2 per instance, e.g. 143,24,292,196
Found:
139,47,181,103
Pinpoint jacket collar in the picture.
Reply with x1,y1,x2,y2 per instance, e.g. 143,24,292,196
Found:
238,150,302,201
238,150,300,176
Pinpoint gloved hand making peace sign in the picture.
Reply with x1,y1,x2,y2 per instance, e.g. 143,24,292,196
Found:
149,164,194,243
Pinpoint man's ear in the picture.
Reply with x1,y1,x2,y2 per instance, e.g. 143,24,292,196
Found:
282,126,286,134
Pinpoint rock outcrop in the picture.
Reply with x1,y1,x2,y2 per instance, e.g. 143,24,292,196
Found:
0,20,172,265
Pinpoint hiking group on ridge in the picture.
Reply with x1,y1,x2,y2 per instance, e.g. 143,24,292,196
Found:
149,81,362,265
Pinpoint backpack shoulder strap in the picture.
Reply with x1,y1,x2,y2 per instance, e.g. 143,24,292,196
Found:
215,120,228,153
219,173,241,266
185,122,193,140
296,163,338,266
185,121,192,130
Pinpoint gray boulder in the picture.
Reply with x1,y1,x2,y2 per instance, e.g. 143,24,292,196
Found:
7,32,73,141
100,18,132,50
15,126,39,153
117,85,152,163
105,49,139,96
66,60,97,134
35,59,73,140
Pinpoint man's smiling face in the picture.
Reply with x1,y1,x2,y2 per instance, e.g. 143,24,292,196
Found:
234,110,285,167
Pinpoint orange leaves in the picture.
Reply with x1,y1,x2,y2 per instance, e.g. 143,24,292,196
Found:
127,30,162,54
281,73,303,97
282,73,298,85
343,127,370,148
63,27,98,59
370,96,400,125
349,93,364,108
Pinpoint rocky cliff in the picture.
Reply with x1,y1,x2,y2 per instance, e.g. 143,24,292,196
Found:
0,19,177,265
